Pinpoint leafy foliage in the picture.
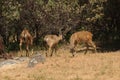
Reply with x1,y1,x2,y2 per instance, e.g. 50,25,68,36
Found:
0,0,120,51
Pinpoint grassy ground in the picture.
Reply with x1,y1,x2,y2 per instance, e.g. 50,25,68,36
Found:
0,48,120,80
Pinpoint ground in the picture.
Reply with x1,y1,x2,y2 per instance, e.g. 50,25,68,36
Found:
0,48,120,80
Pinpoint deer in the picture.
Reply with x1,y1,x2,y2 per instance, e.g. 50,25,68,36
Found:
19,28,34,56
44,29,63,57
69,30,96,57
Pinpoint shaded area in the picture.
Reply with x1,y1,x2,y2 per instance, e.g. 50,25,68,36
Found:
98,40,120,52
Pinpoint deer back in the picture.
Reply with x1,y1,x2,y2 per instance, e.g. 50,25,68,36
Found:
70,31,93,44
44,34,62,47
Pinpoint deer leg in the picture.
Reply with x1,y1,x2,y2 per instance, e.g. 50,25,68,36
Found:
47,47,51,57
70,45,75,57
19,40,23,56
88,40,97,53
84,43,89,55
71,48,75,57
54,46,57,56
45,44,48,57
19,39,23,51
46,49,48,57
70,41,77,57
48,47,52,57
50,48,54,57
45,52,48,57
26,51,29,57
48,47,50,57
26,44,29,56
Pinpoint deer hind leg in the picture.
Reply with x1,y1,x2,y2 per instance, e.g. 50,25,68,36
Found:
26,44,29,56
19,39,23,51
52,46,57,56
50,47,54,57
45,48,48,57
70,47,75,57
44,43,48,57
45,46,49,57
88,40,97,53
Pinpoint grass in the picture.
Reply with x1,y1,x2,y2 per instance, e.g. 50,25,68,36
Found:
0,48,120,80
3,76,11,80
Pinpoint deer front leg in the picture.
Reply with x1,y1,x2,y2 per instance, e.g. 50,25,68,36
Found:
50,47,54,57
70,46,75,57
88,40,97,53
70,42,76,57
48,47,52,57
26,44,29,56
19,39,23,56
84,43,89,55
19,39,23,51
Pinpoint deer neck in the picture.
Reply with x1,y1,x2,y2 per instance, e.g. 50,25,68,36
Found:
58,35,62,40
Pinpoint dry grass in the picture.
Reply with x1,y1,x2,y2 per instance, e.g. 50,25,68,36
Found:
0,48,120,80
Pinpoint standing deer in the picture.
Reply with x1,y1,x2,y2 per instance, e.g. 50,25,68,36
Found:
19,28,34,56
70,30,96,57
44,29,63,57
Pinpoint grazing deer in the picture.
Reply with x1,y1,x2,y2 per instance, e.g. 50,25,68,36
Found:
19,28,34,56
44,29,63,57
70,30,96,57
